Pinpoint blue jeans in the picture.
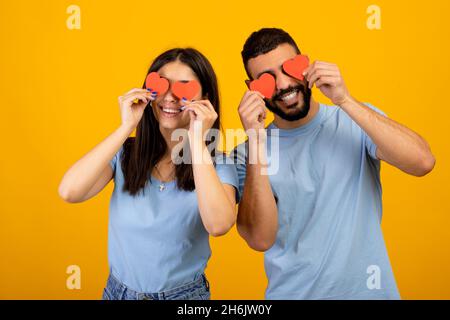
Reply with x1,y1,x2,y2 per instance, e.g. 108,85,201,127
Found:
102,272,211,300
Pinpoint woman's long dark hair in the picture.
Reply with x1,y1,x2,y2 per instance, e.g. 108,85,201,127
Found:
120,48,220,196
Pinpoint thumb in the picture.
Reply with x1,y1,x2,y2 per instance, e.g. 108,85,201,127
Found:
180,97,191,110
188,108,196,122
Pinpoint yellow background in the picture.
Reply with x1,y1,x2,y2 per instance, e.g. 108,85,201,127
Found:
1,0,449,299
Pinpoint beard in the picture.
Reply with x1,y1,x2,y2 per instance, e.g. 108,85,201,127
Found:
265,83,312,121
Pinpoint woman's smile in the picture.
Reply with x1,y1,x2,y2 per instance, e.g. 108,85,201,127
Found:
158,103,184,118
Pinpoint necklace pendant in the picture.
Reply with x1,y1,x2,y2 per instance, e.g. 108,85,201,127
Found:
159,184,165,192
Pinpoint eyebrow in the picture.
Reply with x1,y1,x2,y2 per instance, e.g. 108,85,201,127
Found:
160,76,192,83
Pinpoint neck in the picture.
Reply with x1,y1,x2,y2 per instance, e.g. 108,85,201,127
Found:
159,126,181,162
273,98,320,130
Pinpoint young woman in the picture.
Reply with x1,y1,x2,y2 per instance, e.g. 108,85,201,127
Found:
58,48,239,300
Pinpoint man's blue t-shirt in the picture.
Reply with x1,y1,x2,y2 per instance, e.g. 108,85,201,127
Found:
233,103,400,300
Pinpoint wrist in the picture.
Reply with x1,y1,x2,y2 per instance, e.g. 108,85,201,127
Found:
120,121,136,132
247,128,267,145
119,122,136,136
189,138,210,164
335,94,354,109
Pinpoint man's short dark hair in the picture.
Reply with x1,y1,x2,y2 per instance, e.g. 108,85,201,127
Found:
241,28,301,79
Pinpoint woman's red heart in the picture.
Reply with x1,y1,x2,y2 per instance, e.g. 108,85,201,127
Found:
282,55,309,81
145,72,169,95
249,73,276,99
172,80,201,100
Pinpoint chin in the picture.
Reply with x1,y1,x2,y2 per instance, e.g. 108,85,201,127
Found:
158,117,189,131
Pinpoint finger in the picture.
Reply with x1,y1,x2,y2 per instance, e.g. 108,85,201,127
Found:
307,70,339,87
240,90,264,108
191,103,210,117
240,90,254,104
315,76,337,88
306,68,339,82
125,88,149,96
303,61,316,77
194,100,216,113
248,90,265,100
189,108,196,122
241,104,266,124
241,100,266,120
136,91,157,103
314,61,337,68
179,97,193,111
129,94,150,105
125,90,154,101
239,92,265,112
240,97,266,118
184,104,206,118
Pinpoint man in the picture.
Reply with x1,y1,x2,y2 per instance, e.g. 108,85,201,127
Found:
233,28,435,299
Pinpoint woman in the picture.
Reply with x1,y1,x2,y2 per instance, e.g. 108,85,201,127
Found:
58,48,239,300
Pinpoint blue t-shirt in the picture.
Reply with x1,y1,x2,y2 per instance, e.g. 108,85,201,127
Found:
233,103,400,300
108,148,239,293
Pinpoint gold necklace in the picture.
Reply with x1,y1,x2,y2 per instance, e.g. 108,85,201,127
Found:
154,163,175,192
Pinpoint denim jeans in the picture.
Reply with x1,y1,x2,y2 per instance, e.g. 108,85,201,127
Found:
102,272,211,300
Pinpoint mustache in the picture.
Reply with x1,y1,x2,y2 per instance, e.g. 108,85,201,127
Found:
273,84,307,101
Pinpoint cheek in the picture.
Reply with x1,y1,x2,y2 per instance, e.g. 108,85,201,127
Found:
180,111,191,124
151,102,159,119
193,89,204,101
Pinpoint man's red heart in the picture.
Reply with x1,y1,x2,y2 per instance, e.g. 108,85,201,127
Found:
282,55,309,81
172,80,201,100
145,72,169,95
249,73,275,99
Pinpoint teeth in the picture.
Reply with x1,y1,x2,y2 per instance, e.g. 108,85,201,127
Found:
281,91,297,101
162,108,180,114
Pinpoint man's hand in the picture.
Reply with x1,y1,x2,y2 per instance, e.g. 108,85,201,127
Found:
304,61,350,106
238,90,267,132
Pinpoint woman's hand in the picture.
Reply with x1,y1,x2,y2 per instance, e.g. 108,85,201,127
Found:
118,88,156,129
183,99,218,141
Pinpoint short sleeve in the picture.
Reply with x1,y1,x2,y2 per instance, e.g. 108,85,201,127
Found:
230,142,248,201
109,146,123,174
363,103,388,160
215,152,240,203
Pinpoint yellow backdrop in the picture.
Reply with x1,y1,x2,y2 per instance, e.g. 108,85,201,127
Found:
1,0,449,299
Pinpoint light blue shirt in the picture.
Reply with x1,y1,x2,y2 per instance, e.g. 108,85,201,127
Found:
108,148,239,293
233,103,400,300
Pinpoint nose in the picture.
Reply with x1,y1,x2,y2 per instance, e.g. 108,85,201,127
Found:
275,72,294,93
162,87,177,103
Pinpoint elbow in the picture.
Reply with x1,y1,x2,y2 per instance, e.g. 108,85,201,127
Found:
58,183,81,204
207,215,236,238
207,223,234,237
247,238,275,252
236,224,276,252
412,153,436,177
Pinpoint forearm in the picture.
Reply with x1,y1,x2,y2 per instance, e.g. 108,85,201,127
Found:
339,97,435,176
190,139,236,237
58,124,134,200
237,132,278,251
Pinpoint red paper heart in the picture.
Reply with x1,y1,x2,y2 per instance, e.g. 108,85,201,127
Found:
145,72,169,95
282,55,309,81
172,80,201,100
249,73,276,99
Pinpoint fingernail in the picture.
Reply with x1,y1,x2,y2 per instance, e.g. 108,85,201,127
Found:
180,106,186,111
147,88,152,91
182,97,187,102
